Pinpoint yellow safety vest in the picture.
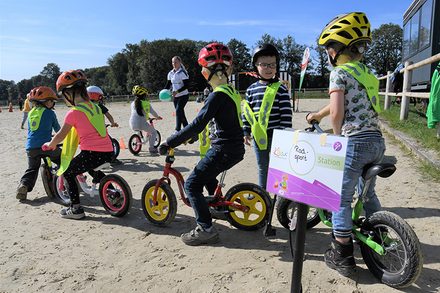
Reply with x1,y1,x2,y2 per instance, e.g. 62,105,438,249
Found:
58,102,107,175
141,100,150,120
337,62,381,113
28,107,46,131
198,84,242,158
242,81,281,150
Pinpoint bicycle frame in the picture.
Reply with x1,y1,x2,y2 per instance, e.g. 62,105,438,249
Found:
152,148,249,212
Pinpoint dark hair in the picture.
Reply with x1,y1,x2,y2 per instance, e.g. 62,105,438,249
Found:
134,95,144,116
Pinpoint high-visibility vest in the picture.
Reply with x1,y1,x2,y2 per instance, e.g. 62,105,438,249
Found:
337,62,381,113
73,102,106,137
242,81,281,150
198,84,242,157
28,106,46,131
141,100,150,119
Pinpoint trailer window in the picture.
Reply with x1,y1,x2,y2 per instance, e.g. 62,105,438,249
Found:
419,0,432,49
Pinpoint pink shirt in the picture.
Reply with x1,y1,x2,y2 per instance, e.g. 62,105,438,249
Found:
64,109,113,152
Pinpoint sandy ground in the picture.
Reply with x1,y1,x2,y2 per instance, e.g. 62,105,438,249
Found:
0,99,439,293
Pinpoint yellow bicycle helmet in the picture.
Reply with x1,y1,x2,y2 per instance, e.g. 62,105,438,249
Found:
318,12,371,47
132,85,148,96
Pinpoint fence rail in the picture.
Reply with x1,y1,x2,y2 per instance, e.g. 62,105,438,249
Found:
378,53,440,120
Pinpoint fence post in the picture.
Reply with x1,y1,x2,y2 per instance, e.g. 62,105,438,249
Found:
384,71,392,110
400,61,413,120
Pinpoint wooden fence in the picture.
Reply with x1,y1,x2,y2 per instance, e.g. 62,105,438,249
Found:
378,53,440,120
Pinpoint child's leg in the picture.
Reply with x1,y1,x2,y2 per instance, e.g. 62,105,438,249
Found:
19,149,43,192
144,122,157,149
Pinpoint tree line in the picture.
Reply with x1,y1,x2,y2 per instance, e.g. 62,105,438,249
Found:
0,24,402,103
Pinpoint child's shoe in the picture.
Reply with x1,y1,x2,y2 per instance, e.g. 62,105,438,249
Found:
181,224,219,246
149,147,159,155
16,184,28,201
60,206,85,220
324,237,356,277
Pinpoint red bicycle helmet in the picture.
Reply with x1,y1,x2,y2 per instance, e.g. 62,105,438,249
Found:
198,43,233,68
56,70,88,93
28,86,58,102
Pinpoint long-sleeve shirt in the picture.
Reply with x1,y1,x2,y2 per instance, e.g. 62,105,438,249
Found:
26,108,60,150
167,91,244,153
242,81,293,137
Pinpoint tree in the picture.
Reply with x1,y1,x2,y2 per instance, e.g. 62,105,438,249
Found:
107,52,129,94
227,38,252,73
39,63,61,90
364,23,402,75
312,42,330,88
281,35,305,77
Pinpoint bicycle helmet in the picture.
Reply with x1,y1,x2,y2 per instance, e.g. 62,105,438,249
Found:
56,70,88,94
28,86,58,102
87,85,104,101
318,12,371,47
252,43,280,80
198,43,233,68
132,85,148,96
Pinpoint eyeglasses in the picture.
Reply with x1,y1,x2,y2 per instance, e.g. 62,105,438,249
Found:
256,62,277,69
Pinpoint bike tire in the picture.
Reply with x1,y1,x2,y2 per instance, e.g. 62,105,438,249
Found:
111,137,120,160
224,183,271,231
360,211,423,288
52,175,71,206
154,130,161,148
141,179,177,226
276,197,321,230
128,134,142,155
99,174,132,217
40,164,55,198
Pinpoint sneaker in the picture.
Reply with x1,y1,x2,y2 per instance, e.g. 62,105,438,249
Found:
181,224,219,246
16,184,28,201
149,147,159,154
60,206,85,220
324,238,356,277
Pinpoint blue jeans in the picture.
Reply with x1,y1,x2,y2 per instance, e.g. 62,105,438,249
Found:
184,147,244,229
253,135,273,189
173,94,189,131
332,134,386,238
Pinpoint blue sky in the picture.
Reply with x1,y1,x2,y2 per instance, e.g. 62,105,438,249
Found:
0,0,412,82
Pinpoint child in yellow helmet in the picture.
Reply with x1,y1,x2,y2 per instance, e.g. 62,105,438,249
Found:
307,12,385,277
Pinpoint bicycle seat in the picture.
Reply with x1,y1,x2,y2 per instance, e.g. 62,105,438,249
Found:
362,163,396,181
93,163,111,171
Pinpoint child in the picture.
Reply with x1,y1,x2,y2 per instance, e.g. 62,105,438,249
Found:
87,85,119,127
16,86,61,201
307,12,385,276
43,70,114,219
129,85,162,154
159,43,244,246
20,94,31,129
242,43,292,189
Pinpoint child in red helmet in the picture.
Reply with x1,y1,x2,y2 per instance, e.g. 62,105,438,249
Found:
87,85,119,127
16,86,61,201
159,43,244,246
44,70,114,219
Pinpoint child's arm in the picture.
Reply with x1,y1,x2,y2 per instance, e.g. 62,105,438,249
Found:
45,123,73,149
307,104,331,124
149,105,161,119
329,90,344,135
104,112,118,127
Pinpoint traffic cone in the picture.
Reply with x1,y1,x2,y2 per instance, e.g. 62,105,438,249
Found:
119,137,126,149
8,102,13,112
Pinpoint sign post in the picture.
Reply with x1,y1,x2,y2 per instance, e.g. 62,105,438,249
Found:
267,129,348,292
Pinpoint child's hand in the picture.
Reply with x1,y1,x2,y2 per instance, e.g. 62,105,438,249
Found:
157,116,163,120
244,136,252,146
158,143,170,155
42,143,55,151
111,122,119,127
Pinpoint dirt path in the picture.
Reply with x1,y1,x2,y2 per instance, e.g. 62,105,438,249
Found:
0,99,438,292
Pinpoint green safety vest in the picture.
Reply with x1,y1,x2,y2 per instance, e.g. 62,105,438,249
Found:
198,84,242,158
28,106,46,131
73,102,106,137
242,81,281,150
141,100,150,119
337,62,381,113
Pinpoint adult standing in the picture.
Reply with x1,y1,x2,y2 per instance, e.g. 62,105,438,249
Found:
165,56,190,133
21,94,31,129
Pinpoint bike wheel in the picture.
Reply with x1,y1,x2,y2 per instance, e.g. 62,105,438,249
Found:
224,183,270,231
52,175,71,206
154,130,161,148
99,174,132,217
276,197,321,230
111,137,120,160
141,179,177,226
128,134,142,155
360,211,423,288
40,164,55,198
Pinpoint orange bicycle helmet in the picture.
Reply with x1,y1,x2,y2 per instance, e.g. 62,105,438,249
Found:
28,86,58,102
56,70,88,93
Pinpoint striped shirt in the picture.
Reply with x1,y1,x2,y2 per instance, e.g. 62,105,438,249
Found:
242,81,293,136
